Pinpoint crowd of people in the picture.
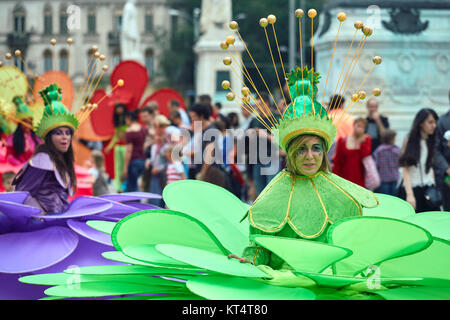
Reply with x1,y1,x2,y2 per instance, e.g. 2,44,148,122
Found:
2,90,450,214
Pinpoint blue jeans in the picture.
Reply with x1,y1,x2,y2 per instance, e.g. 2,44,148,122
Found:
375,181,397,196
126,159,145,192
149,172,164,207
253,161,280,196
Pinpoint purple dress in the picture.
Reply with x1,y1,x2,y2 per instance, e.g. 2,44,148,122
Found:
13,153,71,214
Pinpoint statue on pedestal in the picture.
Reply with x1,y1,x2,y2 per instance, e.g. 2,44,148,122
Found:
120,0,144,64
200,0,232,34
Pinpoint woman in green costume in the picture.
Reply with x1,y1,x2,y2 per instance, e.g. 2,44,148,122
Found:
230,67,379,269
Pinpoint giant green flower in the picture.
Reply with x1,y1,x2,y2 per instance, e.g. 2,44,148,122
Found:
20,180,450,300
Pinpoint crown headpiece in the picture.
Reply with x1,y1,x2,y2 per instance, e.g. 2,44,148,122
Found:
220,9,382,152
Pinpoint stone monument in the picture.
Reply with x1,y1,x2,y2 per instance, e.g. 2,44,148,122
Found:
314,0,450,146
120,0,144,64
195,0,243,113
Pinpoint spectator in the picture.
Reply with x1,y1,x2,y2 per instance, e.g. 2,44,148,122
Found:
140,105,157,192
398,108,439,212
197,94,215,120
122,110,147,192
89,150,110,196
327,94,354,141
333,118,372,188
227,112,240,130
165,144,186,185
146,125,168,207
435,90,450,211
166,110,185,144
1,171,15,192
373,129,400,196
170,100,190,127
365,98,390,153
213,102,228,124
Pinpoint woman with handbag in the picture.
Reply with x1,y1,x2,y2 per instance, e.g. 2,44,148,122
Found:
398,108,440,212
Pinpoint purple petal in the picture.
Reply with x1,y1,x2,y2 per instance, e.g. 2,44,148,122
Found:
34,197,112,219
0,273,49,300
0,226,78,273
66,219,113,247
123,202,161,211
99,192,162,202
0,192,29,204
0,200,43,224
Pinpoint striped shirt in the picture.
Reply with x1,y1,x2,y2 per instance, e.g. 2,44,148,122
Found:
166,162,185,185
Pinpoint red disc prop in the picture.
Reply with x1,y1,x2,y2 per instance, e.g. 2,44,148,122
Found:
139,88,186,118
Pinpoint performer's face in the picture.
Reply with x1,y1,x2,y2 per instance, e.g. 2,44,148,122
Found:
51,126,72,153
294,136,324,176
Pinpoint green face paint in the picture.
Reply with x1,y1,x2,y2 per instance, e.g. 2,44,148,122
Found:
290,136,324,176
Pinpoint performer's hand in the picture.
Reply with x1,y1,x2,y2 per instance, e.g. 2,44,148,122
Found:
227,254,253,265
406,194,416,210
151,167,159,175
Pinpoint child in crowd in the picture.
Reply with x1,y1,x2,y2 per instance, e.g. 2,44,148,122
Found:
373,129,400,196
146,132,167,207
89,150,110,196
1,171,15,192
165,144,186,185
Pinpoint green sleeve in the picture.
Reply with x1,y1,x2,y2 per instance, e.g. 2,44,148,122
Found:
242,225,272,266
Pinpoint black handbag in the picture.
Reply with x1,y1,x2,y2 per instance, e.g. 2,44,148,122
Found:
424,185,442,208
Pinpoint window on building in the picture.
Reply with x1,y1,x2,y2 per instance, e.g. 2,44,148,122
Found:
43,4,52,35
60,5,68,34
87,8,96,34
145,9,153,33
113,9,122,32
145,49,154,78
60,50,68,73
13,4,26,33
43,49,52,73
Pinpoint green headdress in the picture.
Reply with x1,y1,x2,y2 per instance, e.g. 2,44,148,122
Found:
35,84,79,138
13,96,34,120
273,66,336,152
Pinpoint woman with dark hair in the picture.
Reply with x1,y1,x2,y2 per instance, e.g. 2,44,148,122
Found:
12,126,76,214
398,108,440,212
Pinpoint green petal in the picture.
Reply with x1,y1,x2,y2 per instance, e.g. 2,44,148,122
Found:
86,220,117,235
373,286,450,300
252,235,352,273
294,271,367,288
111,209,228,255
64,265,203,276
163,180,249,255
403,212,450,240
379,237,450,281
19,273,72,286
363,193,415,219
156,244,270,278
186,275,316,300
101,251,163,267
328,217,433,276
122,244,197,268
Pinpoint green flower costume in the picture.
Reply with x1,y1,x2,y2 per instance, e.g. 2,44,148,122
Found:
241,67,377,268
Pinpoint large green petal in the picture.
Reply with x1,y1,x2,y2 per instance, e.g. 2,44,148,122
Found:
328,217,433,276
156,244,270,278
19,273,72,286
402,212,450,240
122,244,197,268
186,275,315,300
251,235,352,273
363,193,415,219
294,272,367,288
101,251,163,267
111,209,228,255
63,265,203,276
373,286,450,300
86,220,116,235
379,237,450,281
163,180,249,255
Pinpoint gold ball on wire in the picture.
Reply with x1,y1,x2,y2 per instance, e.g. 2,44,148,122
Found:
226,92,235,101
67,38,73,45
92,45,98,52
372,88,381,96
241,87,250,96
226,36,235,45
352,94,360,102
362,26,373,36
359,91,367,100
100,54,106,61
337,12,347,22
259,18,268,28
92,103,98,109
373,56,382,65
295,9,304,18
102,65,109,72
221,80,231,90
267,15,277,24
223,57,232,66
354,21,364,29
117,79,124,86
242,96,250,103
0,61,3,68
308,9,317,18
5,53,12,60
14,50,21,56
50,38,57,45
220,41,229,50
94,52,101,58
229,21,238,30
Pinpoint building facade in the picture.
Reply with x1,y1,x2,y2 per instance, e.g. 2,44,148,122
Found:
0,0,176,87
